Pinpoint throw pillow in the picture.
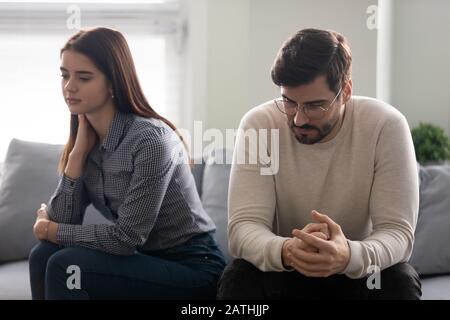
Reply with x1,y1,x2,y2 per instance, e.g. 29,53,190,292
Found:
409,164,450,275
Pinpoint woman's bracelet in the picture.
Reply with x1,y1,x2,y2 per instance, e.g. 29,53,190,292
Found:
45,220,51,240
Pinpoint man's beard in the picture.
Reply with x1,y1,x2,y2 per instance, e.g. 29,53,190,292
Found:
288,117,337,145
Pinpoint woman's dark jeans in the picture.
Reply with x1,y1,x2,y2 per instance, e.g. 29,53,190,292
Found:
29,232,226,300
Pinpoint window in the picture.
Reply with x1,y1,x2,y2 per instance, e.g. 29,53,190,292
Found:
0,0,184,160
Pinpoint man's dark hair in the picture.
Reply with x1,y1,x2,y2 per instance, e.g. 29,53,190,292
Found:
271,28,352,94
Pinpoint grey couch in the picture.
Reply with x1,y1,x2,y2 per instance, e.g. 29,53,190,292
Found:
0,140,449,299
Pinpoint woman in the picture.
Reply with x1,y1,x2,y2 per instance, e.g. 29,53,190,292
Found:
29,27,225,300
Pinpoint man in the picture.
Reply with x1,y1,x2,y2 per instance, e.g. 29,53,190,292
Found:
218,29,421,299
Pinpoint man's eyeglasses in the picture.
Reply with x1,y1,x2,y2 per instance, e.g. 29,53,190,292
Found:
274,87,342,120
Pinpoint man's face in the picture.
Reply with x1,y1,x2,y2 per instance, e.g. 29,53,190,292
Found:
280,75,344,145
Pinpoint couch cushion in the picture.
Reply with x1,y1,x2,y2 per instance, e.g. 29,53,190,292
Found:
420,275,450,300
0,260,31,300
409,165,450,275
201,149,233,262
0,139,109,263
0,139,63,262
191,161,205,198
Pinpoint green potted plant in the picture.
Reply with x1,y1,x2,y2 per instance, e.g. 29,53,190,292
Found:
411,122,450,165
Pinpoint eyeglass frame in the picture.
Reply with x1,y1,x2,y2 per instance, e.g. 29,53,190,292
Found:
274,87,343,120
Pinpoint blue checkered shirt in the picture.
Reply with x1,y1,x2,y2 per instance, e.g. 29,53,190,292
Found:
48,111,215,255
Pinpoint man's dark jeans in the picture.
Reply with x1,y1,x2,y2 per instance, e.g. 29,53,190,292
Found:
217,259,421,300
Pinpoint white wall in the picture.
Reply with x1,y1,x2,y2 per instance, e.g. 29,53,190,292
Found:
248,0,377,108
390,0,450,135
205,0,250,131
187,0,450,136
199,0,378,131
376,0,394,103
182,0,209,135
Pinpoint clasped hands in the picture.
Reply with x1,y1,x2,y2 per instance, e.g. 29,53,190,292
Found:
282,210,350,277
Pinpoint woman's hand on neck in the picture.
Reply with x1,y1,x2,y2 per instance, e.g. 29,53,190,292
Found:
85,102,117,143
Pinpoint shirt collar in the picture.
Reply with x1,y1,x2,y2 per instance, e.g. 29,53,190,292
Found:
100,111,130,153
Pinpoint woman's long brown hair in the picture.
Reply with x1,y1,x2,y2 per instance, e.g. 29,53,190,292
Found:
58,27,189,173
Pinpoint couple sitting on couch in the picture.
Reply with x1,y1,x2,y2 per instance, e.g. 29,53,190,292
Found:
29,26,421,300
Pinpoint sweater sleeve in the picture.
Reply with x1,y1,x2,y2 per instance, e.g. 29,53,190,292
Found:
342,116,419,278
228,110,291,271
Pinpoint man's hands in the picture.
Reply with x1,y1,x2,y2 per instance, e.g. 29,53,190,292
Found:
33,204,58,243
282,210,350,277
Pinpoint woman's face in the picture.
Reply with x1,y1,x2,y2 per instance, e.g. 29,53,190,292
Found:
60,50,113,115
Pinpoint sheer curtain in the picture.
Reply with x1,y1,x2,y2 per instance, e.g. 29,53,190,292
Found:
0,0,184,160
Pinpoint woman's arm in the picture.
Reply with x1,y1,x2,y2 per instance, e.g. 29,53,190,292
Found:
47,114,96,224
46,164,90,225
47,143,92,225
64,152,87,179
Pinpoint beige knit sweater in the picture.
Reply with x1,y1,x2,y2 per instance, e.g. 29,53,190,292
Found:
228,96,419,279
